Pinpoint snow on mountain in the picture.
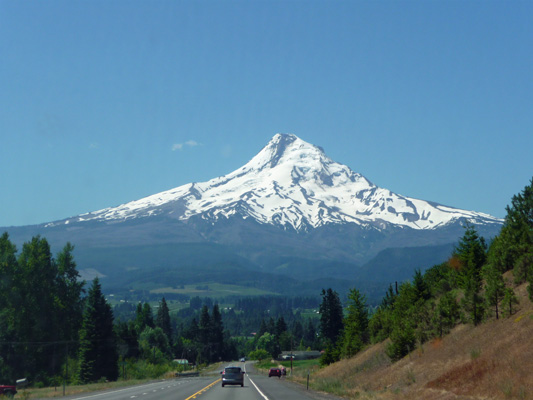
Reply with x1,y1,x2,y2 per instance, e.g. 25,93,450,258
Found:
54,134,502,231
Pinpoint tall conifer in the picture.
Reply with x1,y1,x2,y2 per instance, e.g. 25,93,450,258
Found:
78,278,118,382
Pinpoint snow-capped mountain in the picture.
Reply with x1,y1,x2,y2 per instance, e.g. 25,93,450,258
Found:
5,133,505,294
56,133,501,231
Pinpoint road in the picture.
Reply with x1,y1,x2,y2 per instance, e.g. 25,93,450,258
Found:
59,363,342,400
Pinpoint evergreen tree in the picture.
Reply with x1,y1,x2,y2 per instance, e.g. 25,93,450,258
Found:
142,303,155,328
413,269,430,301
267,317,276,335
454,223,487,325
386,324,416,362
15,236,65,379
380,283,398,309
184,318,199,341
491,178,533,284
340,288,369,358
431,291,459,337
56,243,85,345
197,305,211,363
78,278,118,383
291,320,304,343
0,233,18,381
155,297,172,342
501,287,519,317
256,319,268,339
304,319,316,347
0,235,87,382
115,320,139,359
483,263,506,319
368,306,392,344
385,281,417,360
275,316,288,337
210,304,224,362
319,288,343,345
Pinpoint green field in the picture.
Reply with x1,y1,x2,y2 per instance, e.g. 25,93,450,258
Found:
150,282,279,298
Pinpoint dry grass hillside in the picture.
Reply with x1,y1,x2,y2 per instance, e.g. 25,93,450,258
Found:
297,280,533,400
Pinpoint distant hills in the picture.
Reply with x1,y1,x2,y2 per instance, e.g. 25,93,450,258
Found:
2,134,502,301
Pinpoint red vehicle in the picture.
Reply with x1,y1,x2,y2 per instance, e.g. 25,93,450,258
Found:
0,384,17,398
268,367,282,378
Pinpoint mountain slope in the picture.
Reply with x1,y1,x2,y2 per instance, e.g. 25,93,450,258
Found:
49,134,502,232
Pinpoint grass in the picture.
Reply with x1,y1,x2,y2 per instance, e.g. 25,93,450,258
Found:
150,282,278,298
293,280,533,400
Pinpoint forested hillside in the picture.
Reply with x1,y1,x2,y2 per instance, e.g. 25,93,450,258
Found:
301,177,533,399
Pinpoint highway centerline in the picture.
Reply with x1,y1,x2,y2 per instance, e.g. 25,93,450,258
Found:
184,378,220,400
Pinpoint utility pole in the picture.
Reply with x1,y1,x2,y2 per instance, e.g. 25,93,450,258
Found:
290,337,293,376
63,343,68,396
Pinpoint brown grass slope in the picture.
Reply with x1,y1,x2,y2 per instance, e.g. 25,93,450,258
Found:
300,282,533,400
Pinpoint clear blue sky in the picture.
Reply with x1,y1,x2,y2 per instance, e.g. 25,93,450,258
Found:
1,0,532,227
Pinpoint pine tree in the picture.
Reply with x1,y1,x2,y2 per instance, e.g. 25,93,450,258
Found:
155,297,172,342
380,283,398,309
454,223,487,325
78,278,118,383
340,288,369,357
494,178,533,283
304,319,316,347
210,304,224,362
501,287,519,317
319,288,343,345
0,233,19,381
483,263,506,319
197,305,211,363
56,243,85,345
16,236,62,377
257,319,268,338
291,320,304,343
275,316,288,337
431,291,459,337
413,269,430,301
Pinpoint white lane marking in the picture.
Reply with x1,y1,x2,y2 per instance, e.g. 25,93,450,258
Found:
71,381,168,400
244,364,270,400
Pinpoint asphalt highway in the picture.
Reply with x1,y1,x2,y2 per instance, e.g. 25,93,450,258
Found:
58,362,342,400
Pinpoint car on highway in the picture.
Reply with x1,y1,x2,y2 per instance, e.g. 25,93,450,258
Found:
221,366,245,387
0,384,17,398
268,367,282,378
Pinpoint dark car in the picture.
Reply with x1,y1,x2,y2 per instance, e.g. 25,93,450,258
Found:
268,367,282,378
221,366,245,387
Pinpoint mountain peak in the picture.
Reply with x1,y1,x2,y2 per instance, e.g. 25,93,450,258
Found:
246,133,327,171
263,133,299,169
